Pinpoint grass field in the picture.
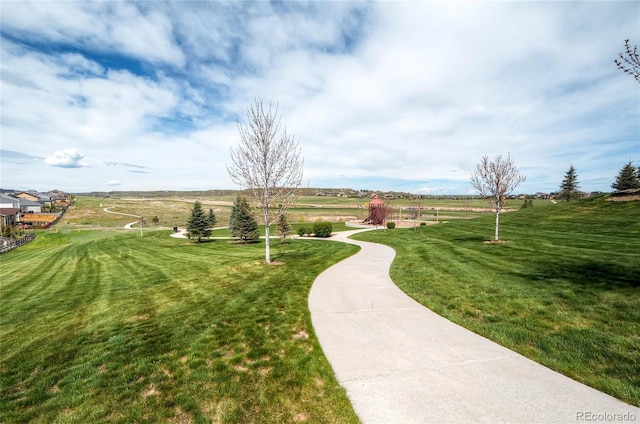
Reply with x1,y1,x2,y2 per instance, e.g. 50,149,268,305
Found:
0,230,360,423
353,196,640,406
5,192,636,423
64,194,494,232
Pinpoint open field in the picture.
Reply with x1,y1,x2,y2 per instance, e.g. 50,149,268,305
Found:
64,193,497,231
353,196,640,406
0,230,360,423
62,196,231,230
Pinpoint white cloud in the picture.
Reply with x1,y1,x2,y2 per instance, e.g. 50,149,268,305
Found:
45,148,90,168
0,2,184,66
0,38,182,158
0,2,638,193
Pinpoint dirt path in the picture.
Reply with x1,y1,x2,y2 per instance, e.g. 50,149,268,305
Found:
102,207,140,229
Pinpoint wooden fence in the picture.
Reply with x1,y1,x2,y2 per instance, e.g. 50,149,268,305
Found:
0,233,36,254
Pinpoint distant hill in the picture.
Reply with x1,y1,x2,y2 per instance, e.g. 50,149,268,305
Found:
74,188,484,200
75,189,240,198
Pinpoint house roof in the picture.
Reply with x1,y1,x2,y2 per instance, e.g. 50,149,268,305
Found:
0,208,20,216
0,194,20,205
49,192,67,200
18,198,41,206
16,191,51,203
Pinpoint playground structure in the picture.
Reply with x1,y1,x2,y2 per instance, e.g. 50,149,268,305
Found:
363,194,386,225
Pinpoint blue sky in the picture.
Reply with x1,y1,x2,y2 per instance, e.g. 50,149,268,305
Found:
1,1,638,194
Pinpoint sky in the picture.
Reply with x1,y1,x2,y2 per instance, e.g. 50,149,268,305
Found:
1,1,639,195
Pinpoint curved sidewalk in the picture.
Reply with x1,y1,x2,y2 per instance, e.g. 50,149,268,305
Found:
309,229,640,423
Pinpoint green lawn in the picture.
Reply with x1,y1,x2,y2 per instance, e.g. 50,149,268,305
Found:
208,222,353,238
353,196,640,406
5,193,636,423
0,230,360,423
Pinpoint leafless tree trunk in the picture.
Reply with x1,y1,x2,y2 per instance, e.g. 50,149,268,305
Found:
412,198,423,231
470,153,526,241
227,99,304,263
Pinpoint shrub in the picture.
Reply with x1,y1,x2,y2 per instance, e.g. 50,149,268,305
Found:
313,221,333,238
277,214,292,243
420,222,427,227
297,227,306,237
386,222,396,229
521,198,534,209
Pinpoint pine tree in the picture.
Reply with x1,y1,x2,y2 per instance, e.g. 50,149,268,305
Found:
229,195,259,242
612,162,640,191
559,165,581,201
207,208,217,227
277,213,292,244
186,201,211,242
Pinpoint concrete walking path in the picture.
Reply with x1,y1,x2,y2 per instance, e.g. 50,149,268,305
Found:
309,229,640,423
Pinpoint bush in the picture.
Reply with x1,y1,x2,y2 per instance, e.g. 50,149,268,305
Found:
386,222,396,229
297,227,306,237
521,198,534,209
420,222,426,227
313,222,333,238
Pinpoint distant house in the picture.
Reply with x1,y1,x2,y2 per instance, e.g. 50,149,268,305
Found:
0,195,21,209
0,208,21,228
16,191,52,208
17,198,42,213
47,190,70,207
15,191,39,202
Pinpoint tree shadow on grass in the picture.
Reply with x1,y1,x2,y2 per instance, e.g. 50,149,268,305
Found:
227,239,261,244
529,260,640,290
453,235,488,243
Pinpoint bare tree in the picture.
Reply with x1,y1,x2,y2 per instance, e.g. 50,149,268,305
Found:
615,39,640,83
227,99,304,263
411,197,423,231
470,153,526,241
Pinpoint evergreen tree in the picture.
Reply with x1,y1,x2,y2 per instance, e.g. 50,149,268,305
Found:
186,200,211,242
276,213,292,244
229,195,259,242
207,208,217,227
520,197,533,209
559,165,581,201
612,162,640,191
229,199,237,234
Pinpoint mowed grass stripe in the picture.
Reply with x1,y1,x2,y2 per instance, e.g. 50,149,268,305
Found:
1,230,360,423
354,197,640,406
